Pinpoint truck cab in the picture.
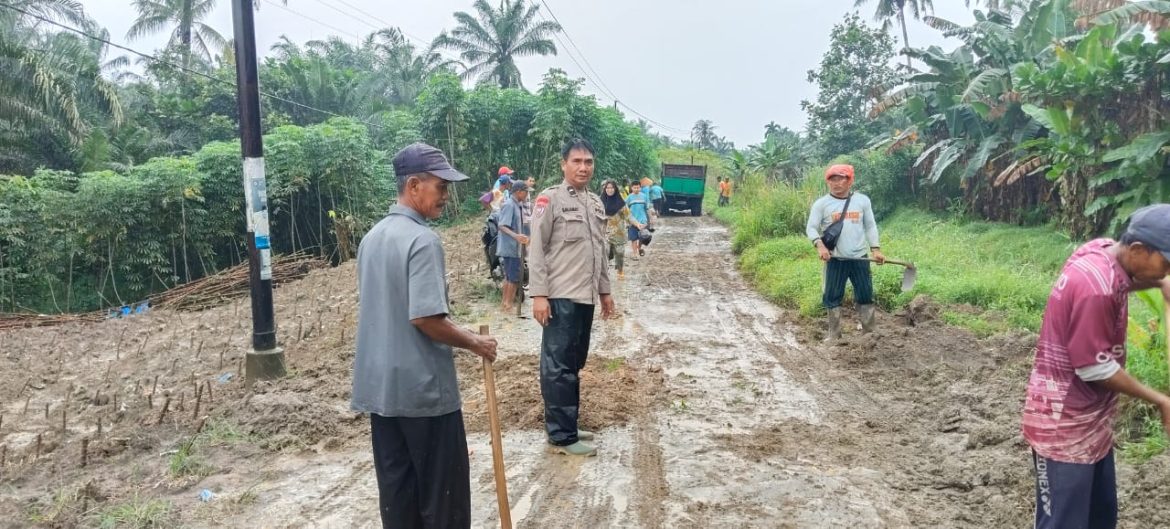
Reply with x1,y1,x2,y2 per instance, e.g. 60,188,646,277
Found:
661,163,707,217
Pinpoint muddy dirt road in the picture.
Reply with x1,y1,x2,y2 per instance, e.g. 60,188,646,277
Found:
182,217,1037,528
10,215,1170,528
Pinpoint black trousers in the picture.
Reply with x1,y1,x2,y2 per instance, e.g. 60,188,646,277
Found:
823,258,874,309
370,411,470,529
540,299,594,446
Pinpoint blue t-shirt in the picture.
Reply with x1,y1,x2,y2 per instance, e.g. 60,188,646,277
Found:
627,194,650,225
649,185,664,201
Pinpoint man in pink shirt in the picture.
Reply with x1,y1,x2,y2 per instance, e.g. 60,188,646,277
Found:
1022,204,1170,529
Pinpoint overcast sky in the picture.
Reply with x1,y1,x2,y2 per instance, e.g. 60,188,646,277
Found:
79,0,975,146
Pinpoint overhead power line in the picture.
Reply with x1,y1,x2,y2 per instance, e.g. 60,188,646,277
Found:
536,0,690,136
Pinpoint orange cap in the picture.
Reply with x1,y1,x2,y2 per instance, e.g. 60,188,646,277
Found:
825,164,855,183
498,166,514,176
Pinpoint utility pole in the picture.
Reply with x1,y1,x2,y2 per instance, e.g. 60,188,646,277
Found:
232,0,284,382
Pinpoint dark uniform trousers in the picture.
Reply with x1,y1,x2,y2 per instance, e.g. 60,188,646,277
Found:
540,299,595,446
370,411,471,529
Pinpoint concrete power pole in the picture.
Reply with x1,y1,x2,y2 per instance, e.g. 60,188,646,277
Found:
231,0,284,382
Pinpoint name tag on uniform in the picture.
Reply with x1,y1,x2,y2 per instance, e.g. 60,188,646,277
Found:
562,206,580,213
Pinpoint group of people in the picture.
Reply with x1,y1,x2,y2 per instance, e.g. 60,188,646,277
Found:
806,163,1170,529
601,177,664,280
352,139,1170,529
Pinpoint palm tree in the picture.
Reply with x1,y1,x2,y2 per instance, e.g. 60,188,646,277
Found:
855,0,933,70
691,119,717,150
367,29,460,106
0,5,123,172
435,0,561,89
764,121,783,139
127,0,225,69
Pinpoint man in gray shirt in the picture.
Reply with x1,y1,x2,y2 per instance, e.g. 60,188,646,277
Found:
806,163,886,341
497,181,529,312
352,142,498,529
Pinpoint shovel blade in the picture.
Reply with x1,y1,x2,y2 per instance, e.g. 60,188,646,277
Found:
900,266,917,292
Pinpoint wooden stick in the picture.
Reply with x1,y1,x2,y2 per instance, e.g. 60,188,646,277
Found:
150,375,159,397
104,362,112,382
97,415,103,436
44,403,49,419
195,340,204,359
195,416,207,433
479,325,511,529
192,385,203,420
177,392,185,412
204,381,213,403
136,333,149,356
61,408,66,434
156,395,171,425
1,444,6,466
170,358,178,374
16,377,29,398
115,327,127,359
34,433,41,460
23,396,30,415
80,438,88,467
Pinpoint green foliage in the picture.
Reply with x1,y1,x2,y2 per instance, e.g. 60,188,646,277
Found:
0,118,389,313
802,12,897,159
724,171,1075,330
864,0,1170,237
0,5,125,174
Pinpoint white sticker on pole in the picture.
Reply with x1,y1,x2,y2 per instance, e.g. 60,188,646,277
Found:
243,157,273,280
260,248,272,280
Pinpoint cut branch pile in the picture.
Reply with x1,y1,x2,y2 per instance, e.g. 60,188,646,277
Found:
0,253,328,329
152,252,328,311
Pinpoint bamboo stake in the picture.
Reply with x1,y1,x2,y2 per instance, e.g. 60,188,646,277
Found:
156,395,171,425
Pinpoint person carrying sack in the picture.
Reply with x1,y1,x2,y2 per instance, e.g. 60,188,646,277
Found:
805,164,885,341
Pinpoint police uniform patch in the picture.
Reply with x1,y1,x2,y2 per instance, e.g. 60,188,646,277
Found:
534,195,550,218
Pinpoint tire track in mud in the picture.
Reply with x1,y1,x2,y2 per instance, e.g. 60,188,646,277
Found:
632,217,907,527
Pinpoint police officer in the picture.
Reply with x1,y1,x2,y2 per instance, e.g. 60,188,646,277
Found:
528,138,615,457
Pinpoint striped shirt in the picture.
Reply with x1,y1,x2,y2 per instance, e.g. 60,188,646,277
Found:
1021,239,1131,464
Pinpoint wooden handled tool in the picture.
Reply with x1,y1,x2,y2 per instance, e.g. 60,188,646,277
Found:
480,325,512,529
832,256,918,292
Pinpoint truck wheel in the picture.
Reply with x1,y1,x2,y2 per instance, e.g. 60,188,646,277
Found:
691,200,702,217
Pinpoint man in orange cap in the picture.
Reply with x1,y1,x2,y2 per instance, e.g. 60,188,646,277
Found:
805,163,884,341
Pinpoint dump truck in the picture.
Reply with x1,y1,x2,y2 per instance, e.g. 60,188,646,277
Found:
661,163,707,216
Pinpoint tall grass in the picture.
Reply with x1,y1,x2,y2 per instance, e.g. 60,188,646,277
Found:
711,164,1170,460
722,173,1075,333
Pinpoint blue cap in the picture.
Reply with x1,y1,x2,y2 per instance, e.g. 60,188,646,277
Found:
392,143,469,184
1126,204,1170,261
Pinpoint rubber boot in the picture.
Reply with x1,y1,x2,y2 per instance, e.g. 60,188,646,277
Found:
859,304,876,334
551,441,597,457
578,429,596,441
826,308,842,342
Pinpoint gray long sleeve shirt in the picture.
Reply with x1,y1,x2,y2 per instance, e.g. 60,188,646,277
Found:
806,192,881,259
